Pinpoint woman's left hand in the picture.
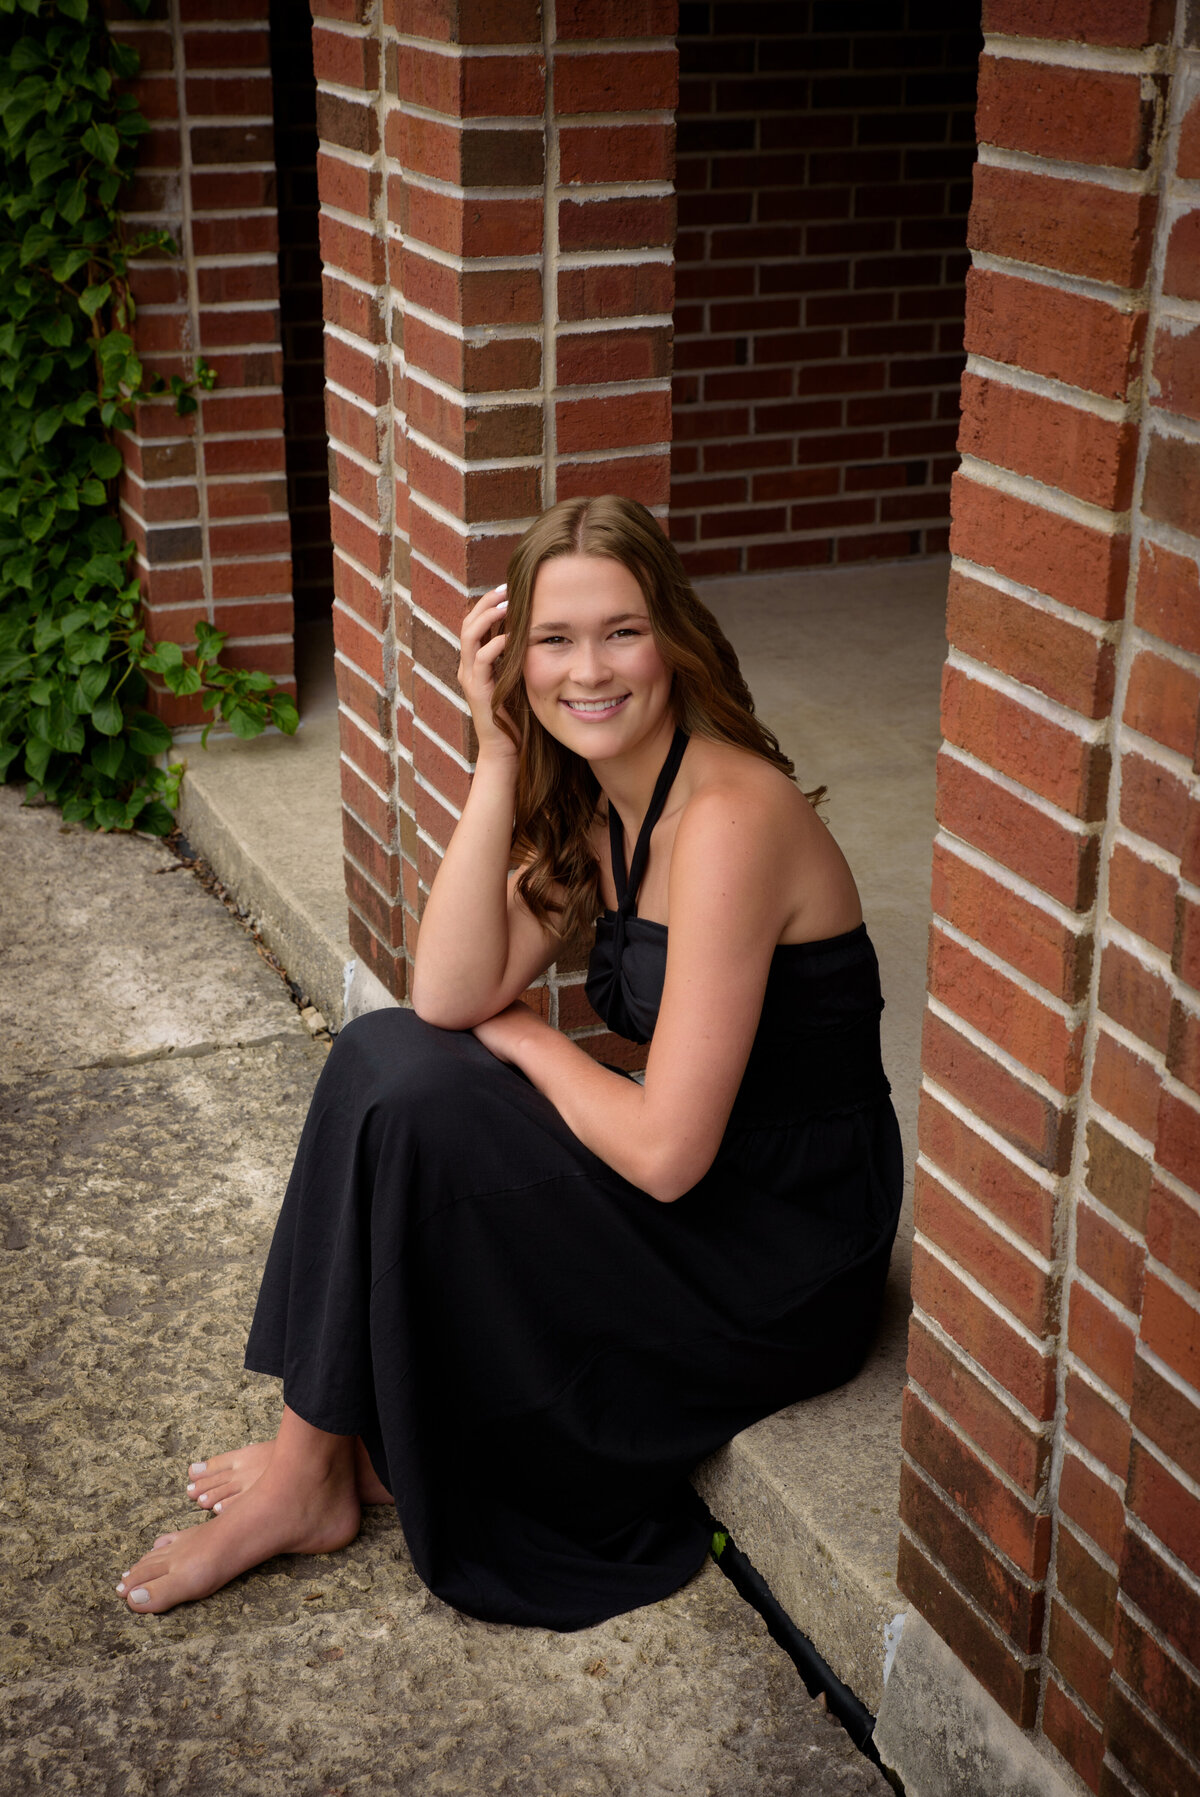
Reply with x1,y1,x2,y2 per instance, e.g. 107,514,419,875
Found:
472,1000,542,1065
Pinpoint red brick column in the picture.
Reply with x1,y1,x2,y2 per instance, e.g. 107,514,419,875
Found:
904,2,1200,1790
318,0,677,1022
111,0,294,725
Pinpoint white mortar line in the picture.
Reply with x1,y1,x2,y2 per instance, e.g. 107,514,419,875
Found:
939,741,1102,833
945,646,1112,744
957,452,1131,532
976,141,1155,195
915,1229,1058,1356
925,995,1075,1107
982,34,1171,75
931,917,1086,1026
920,1073,1062,1195
916,1150,1059,1273
967,249,1147,310
965,352,1133,423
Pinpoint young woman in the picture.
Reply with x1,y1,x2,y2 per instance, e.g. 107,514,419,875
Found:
116,495,903,1627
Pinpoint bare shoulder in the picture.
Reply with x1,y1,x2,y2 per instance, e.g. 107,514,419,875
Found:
673,739,861,942
674,740,822,848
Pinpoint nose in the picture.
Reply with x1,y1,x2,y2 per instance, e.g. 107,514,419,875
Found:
569,636,611,688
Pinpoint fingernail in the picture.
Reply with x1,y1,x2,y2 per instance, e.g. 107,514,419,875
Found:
190,1461,206,1474
129,1587,149,1605
213,1502,222,1514
186,1483,195,1493
496,582,507,595
116,1582,126,1595
495,600,508,614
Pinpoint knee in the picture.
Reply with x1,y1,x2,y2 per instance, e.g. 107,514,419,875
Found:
333,1006,484,1108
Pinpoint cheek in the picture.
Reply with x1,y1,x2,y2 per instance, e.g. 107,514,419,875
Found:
632,641,671,686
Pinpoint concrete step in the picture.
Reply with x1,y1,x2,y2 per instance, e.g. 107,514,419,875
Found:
177,558,949,1716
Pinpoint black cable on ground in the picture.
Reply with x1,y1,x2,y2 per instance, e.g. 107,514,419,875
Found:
708,1525,903,1791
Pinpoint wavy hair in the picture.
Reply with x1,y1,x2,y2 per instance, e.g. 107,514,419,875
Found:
490,494,821,942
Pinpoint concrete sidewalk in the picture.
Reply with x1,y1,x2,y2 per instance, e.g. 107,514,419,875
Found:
0,786,890,1794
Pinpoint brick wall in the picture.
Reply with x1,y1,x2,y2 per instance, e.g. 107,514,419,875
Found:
670,0,980,578
111,0,294,727
313,0,676,1037
905,1,1200,1790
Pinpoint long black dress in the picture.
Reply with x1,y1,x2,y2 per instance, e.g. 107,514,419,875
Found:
245,731,903,1630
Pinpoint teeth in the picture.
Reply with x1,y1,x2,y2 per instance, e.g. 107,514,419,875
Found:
566,698,625,711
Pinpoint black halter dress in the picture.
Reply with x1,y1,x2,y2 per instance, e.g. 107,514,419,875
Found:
245,730,904,1630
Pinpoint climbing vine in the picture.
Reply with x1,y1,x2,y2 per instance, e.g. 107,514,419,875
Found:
0,0,297,835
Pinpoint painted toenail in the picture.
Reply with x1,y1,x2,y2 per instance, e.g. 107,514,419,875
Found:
116,1582,125,1595
186,1483,195,1493
190,1461,206,1474
129,1588,149,1604
213,1501,222,1513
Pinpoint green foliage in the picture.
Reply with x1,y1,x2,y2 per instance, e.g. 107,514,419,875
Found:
0,0,298,835
710,1530,728,1561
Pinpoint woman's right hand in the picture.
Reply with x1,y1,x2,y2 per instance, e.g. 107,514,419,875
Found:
458,585,515,759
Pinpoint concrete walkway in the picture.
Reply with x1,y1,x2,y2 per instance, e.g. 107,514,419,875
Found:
177,554,949,1712
0,787,891,1793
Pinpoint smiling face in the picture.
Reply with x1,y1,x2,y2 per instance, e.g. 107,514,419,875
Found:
522,553,674,763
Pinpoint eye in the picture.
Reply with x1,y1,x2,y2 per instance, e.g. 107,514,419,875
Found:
611,626,644,639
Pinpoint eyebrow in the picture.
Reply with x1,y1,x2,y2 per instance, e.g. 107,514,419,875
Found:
529,611,647,632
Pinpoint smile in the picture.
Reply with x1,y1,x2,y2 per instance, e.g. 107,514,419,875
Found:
562,695,630,715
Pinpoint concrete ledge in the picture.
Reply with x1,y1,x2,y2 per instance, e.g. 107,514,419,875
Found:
177,622,353,1029
874,1611,1076,1797
694,1263,911,1715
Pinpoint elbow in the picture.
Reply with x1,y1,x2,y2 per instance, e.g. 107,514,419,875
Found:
639,1144,714,1205
410,975,477,1033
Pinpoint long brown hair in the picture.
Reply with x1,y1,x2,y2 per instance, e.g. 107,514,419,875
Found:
491,494,817,941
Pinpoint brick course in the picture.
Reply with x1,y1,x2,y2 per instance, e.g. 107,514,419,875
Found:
113,4,295,724
669,7,978,575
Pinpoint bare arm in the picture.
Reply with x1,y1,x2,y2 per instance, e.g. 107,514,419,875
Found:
473,784,793,1200
410,589,560,1029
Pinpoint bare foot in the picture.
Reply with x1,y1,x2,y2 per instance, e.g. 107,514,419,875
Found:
186,1441,273,1512
187,1434,392,1511
119,1410,361,1616
354,1437,393,1506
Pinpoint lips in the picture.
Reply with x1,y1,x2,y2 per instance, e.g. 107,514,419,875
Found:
562,695,630,715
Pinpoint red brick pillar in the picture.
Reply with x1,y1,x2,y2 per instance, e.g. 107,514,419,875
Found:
902,2,1200,1790
319,0,677,1018
111,1,295,725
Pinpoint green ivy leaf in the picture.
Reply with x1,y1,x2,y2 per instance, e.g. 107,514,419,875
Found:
163,662,202,697
32,406,62,443
271,696,300,735
79,280,111,319
80,121,119,166
78,477,106,505
89,735,124,779
127,709,171,755
60,790,94,823
89,440,122,479
133,799,176,836
91,694,123,736
74,662,110,705
24,736,52,783
93,795,127,830
45,694,85,753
